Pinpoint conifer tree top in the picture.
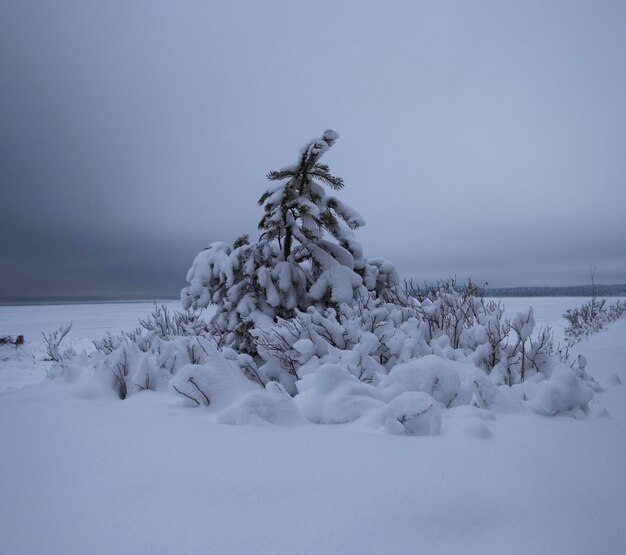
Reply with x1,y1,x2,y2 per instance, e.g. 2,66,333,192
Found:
264,129,344,191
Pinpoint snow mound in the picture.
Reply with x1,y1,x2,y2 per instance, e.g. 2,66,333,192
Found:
379,355,469,408
527,366,594,416
0,344,27,363
169,359,259,409
470,370,522,412
445,405,496,421
463,421,492,439
295,364,382,424
219,382,307,426
606,373,622,386
378,391,442,436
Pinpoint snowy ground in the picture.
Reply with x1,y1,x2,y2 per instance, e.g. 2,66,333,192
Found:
1,298,625,554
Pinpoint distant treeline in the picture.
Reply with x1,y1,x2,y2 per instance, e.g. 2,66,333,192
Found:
0,297,174,306
2,285,626,306
484,284,626,297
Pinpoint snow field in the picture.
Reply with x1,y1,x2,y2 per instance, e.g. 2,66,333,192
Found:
1,298,625,554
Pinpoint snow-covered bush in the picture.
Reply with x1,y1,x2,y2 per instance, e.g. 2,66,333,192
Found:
138,303,209,338
169,359,259,408
42,322,74,363
250,279,556,394
78,289,594,426
91,305,256,400
0,338,27,364
0,334,24,347
564,298,626,346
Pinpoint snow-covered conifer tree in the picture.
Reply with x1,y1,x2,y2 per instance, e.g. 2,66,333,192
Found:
182,130,400,354
257,129,374,312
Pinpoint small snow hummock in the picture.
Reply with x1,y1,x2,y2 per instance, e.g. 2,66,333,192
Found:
379,392,442,436
219,382,307,427
527,365,594,417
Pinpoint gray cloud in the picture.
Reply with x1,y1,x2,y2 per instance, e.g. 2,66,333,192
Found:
1,0,625,301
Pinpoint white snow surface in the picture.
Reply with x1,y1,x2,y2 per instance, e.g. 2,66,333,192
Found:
1,297,626,554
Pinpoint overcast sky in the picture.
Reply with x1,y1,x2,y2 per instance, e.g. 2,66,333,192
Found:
1,0,625,301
